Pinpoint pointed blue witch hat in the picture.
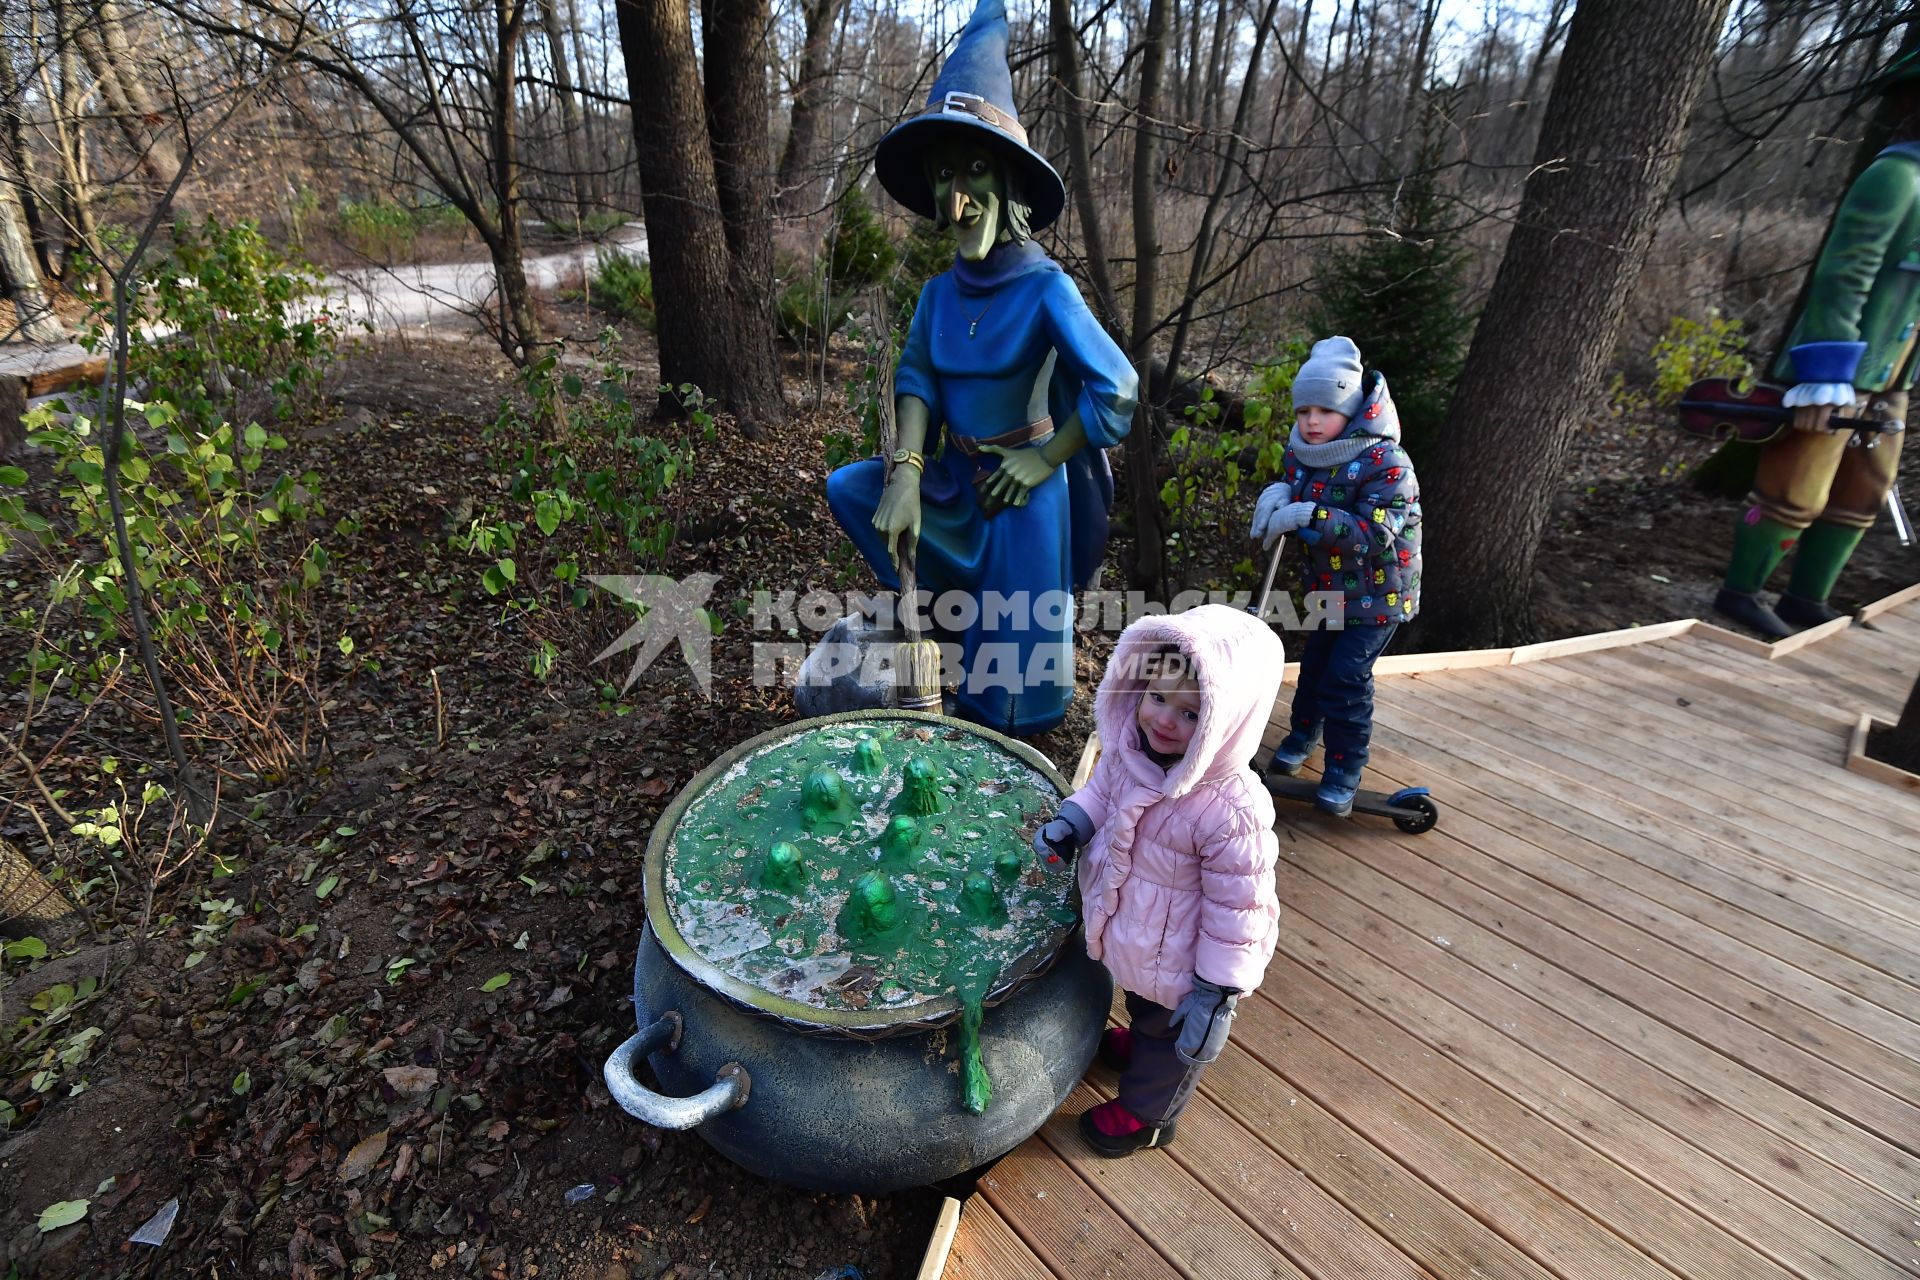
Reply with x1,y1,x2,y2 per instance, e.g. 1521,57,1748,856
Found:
872,0,1066,232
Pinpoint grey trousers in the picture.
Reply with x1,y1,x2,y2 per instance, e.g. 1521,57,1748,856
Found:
1117,991,1209,1128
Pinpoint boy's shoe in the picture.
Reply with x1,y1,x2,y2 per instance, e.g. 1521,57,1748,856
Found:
1078,1100,1176,1157
1097,1027,1134,1071
1315,776,1357,817
1264,732,1318,777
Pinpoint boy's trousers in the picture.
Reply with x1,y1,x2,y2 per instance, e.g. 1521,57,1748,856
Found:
1117,991,1210,1128
1284,622,1398,784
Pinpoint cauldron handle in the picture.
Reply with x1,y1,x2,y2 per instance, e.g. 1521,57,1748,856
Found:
603,1011,751,1129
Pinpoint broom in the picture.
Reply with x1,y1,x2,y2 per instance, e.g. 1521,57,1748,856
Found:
869,289,944,713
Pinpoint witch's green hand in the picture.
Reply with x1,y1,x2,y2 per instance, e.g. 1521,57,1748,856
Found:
977,444,1055,508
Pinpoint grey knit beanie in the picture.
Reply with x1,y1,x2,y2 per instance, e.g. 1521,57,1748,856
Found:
1292,336,1366,421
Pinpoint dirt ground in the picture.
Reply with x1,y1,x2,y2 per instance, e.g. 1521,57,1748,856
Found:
2,310,1915,1280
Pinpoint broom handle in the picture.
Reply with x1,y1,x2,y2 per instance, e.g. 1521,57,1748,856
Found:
1253,536,1285,619
895,531,920,643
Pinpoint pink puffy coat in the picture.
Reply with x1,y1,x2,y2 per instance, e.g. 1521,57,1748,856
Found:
1068,605,1286,1009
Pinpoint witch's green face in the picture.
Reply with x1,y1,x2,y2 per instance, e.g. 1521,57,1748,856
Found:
928,141,1007,261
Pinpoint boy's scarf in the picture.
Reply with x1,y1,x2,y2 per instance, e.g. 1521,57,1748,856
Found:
1287,433,1375,469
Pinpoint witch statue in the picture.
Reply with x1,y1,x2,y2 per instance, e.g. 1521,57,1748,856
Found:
825,0,1138,737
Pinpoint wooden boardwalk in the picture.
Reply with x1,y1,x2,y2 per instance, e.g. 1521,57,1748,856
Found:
937,598,1920,1280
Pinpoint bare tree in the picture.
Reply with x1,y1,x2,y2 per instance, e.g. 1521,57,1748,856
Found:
165,0,548,362
1416,0,1735,648
616,0,784,429
775,0,848,214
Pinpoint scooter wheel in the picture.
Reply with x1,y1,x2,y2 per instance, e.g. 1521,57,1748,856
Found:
1392,794,1439,835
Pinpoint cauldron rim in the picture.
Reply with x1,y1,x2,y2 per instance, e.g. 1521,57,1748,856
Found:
645,709,1072,1037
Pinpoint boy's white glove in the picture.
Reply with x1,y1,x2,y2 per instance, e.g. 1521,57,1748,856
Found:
1266,501,1318,541
1248,482,1293,546
1169,976,1240,1064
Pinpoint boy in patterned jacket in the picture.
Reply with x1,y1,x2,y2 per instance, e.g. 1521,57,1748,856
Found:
1247,336,1422,815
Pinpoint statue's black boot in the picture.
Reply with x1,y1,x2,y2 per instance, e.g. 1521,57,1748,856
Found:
1775,592,1846,631
1713,588,1794,641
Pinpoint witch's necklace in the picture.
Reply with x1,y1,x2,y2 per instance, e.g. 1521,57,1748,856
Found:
961,296,992,338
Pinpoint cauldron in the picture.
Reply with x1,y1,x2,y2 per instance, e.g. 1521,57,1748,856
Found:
602,711,1110,1193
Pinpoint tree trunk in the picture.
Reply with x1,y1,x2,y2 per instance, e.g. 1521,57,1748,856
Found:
73,0,182,188
0,836,75,936
700,0,784,430
616,0,769,429
1049,0,1120,329
1415,0,1733,650
1876,671,1920,774
565,0,606,205
774,0,846,215
1126,0,1171,596
50,0,100,282
0,13,53,278
492,0,542,360
0,146,62,341
538,0,591,227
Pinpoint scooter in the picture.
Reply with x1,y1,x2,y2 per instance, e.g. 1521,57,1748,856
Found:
1247,536,1440,835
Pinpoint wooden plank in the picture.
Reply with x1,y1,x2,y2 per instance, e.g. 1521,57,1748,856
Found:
1413,664,1920,888
1690,622,1777,658
1192,1042,1562,1280
1848,713,1920,793
1392,672,1920,906
918,1197,964,1280
1373,647,1515,675
1507,618,1698,664
1360,710,1920,986
1662,636,1874,733
1253,956,1747,1279
1856,580,1920,623
1773,644,1912,712
1763,612,1857,658
1276,851,1919,1274
1279,834,1920,1226
1072,1069,1438,1280
940,1196,1053,1280
977,1137,1185,1280
1037,1081,1312,1280
1070,733,1101,790
1355,744,1920,1059
1515,654,1920,848
1459,656,1920,859
1566,645,1916,817
25,353,108,397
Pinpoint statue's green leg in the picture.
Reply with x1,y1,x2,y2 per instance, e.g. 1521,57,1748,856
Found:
1784,521,1866,605
1723,514,1801,593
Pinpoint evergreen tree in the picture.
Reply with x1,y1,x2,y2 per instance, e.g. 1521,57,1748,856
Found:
1308,84,1470,464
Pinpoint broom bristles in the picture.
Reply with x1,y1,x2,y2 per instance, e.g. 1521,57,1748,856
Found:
893,637,943,711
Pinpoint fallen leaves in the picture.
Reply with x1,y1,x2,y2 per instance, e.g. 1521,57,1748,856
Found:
382,1065,440,1097
339,1129,389,1182
37,1199,89,1232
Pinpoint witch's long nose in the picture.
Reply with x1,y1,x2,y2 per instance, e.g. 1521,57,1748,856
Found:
948,187,970,224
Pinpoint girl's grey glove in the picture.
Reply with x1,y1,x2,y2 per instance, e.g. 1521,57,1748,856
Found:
1247,482,1294,545
1032,800,1093,859
1169,976,1240,1065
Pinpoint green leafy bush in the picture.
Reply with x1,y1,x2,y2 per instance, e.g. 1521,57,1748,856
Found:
337,197,467,260
84,216,340,434
451,331,709,682
1,400,331,777
590,248,656,331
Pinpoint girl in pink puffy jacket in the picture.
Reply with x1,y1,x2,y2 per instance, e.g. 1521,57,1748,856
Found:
1034,604,1286,1156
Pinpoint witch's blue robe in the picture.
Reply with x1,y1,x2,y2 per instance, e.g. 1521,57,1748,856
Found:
826,243,1137,735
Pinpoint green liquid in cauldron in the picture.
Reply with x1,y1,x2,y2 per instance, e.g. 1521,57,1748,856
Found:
663,721,1075,1113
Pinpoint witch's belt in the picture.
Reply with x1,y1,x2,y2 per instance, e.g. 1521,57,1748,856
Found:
947,418,1054,457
